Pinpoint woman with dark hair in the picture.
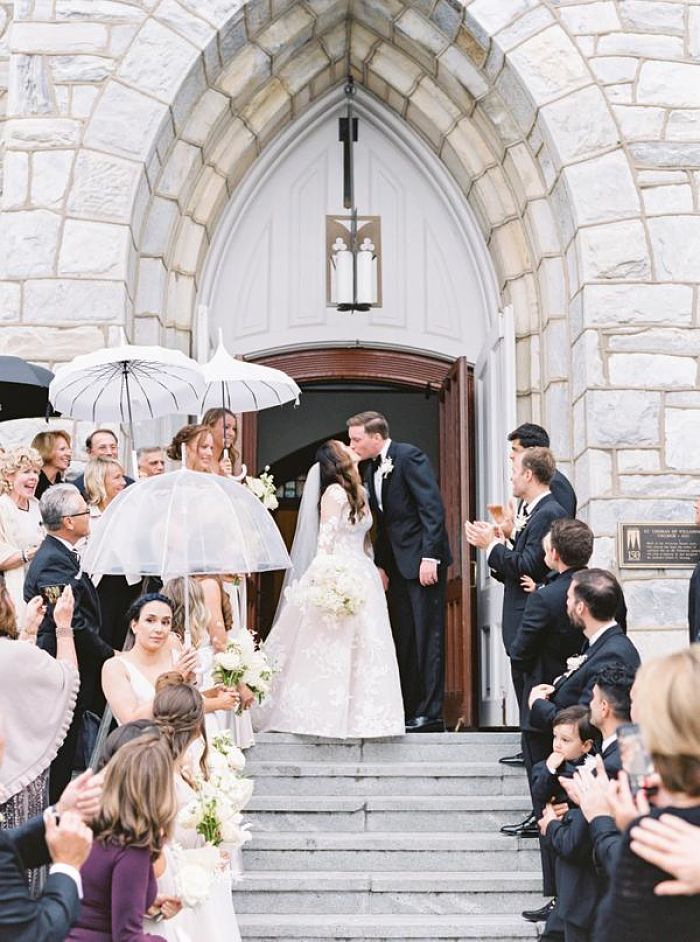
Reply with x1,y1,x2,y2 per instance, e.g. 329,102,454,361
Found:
101,594,239,726
67,736,177,942
253,440,404,738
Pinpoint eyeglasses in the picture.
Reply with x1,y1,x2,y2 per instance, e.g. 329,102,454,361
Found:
63,510,91,518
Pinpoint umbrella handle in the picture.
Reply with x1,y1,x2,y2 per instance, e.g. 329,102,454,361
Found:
232,463,247,482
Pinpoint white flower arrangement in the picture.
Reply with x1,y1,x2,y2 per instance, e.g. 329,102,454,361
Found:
378,456,394,479
285,555,365,622
512,511,529,535
177,770,254,849
172,844,220,907
212,634,275,706
245,466,279,510
210,730,246,773
565,653,588,675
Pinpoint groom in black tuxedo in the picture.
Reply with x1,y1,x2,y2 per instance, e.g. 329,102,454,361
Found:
347,411,451,732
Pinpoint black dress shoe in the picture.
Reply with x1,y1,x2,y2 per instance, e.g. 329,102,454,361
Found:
405,715,444,733
500,811,536,835
522,898,556,923
499,751,525,767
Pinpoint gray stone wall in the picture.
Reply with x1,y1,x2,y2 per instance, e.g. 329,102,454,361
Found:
0,0,698,653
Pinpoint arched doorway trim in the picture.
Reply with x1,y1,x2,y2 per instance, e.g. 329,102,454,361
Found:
197,84,500,346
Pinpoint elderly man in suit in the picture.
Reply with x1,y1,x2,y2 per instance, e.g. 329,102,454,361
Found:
24,484,113,802
0,714,96,942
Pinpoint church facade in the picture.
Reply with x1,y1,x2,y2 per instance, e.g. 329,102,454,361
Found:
1,0,699,718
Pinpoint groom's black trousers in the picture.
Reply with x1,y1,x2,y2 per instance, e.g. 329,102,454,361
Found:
385,550,446,722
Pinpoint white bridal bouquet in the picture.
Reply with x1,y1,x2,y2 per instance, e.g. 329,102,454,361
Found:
245,466,279,510
172,844,220,907
286,555,365,621
212,631,275,706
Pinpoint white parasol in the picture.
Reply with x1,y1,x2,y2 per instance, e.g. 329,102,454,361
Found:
49,345,205,473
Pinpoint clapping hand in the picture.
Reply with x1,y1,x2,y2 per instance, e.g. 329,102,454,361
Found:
528,683,554,708
44,808,93,870
606,770,653,832
520,575,537,593
538,801,558,835
56,768,103,822
23,596,46,637
464,520,498,550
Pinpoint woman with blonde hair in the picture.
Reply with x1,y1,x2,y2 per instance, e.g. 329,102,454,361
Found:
253,439,404,738
145,675,243,942
596,646,700,942
67,735,177,942
32,429,72,499
166,425,215,473
84,456,136,651
0,446,44,615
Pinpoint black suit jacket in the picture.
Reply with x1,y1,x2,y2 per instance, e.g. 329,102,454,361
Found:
529,625,640,735
24,535,113,710
551,469,577,518
364,441,451,581
488,493,569,653
689,561,700,644
510,568,584,727
545,741,621,930
0,815,80,942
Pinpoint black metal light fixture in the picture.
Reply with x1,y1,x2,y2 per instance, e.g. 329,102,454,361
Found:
327,77,382,312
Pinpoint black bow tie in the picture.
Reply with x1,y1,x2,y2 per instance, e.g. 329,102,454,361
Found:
581,640,590,654
372,456,382,471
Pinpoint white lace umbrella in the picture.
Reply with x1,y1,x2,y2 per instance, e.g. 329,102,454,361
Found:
49,345,205,472
200,334,301,415
81,469,290,582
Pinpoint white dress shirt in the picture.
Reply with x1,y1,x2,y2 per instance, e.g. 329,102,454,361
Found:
373,439,392,512
49,862,83,897
587,621,617,648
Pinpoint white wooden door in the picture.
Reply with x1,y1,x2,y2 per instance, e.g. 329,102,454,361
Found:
475,307,518,727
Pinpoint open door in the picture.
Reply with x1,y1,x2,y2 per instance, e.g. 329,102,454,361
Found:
439,357,476,729
475,307,518,727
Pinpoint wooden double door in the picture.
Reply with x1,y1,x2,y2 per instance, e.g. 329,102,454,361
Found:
241,348,477,728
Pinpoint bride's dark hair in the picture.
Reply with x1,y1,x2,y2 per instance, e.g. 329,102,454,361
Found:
316,440,366,525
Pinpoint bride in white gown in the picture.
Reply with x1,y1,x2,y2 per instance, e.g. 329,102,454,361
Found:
252,440,405,739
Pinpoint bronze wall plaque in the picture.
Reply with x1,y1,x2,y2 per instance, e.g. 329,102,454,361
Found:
618,522,700,569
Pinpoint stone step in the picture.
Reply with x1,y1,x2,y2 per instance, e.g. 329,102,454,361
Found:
234,871,543,915
247,795,532,832
237,913,539,940
243,831,540,872
248,732,521,763
247,761,526,796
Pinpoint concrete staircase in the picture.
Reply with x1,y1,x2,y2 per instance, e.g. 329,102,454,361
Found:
235,732,541,941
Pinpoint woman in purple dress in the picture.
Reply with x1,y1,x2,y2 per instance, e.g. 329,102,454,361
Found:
68,735,177,942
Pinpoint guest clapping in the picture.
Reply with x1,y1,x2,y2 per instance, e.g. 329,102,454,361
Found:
166,425,215,473
0,447,44,617
66,736,176,942
32,430,72,499
24,485,113,801
595,646,700,942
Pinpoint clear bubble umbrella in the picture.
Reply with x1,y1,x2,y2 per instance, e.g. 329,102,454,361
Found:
81,469,291,583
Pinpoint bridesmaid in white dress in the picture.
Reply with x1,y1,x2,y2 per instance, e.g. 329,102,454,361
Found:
101,593,239,726
145,676,243,942
253,441,405,739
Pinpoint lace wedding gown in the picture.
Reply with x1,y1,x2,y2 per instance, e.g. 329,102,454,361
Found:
252,484,405,739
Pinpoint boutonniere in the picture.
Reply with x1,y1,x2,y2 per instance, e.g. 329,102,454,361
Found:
564,653,588,677
378,457,394,479
512,511,528,535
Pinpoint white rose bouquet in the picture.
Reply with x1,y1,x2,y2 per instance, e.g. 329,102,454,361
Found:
245,466,279,510
178,772,254,849
212,639,246,688
210,730,246,773
286,555,365,622
172,844,220,907
212,634,275,707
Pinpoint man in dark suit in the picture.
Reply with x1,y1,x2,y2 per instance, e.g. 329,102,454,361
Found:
347,411,451,732
0,717,94,942
24,484,114,802
688,497,700,644
528,569,640,739
466,447,569,715
508,423,577,517
538,665,635,941
71,428,135,495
